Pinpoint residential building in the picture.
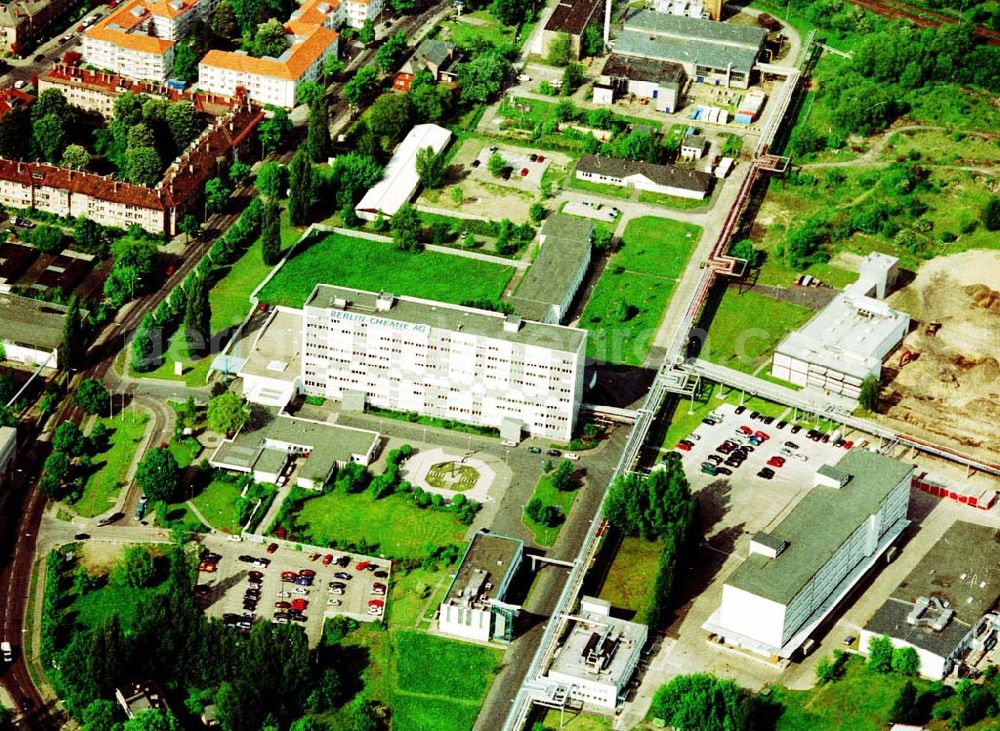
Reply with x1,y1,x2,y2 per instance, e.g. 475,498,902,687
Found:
0,88,33,119
393,39,461,91
575,153,712,200
538,0,602,60
209,411,380,489
81,0,220,81
198,0,340,108
509,214,592,324
355,123,452,220
343,0,380,29
541,596,647,710
0,0,77,54
680,133,706,160
0,91,263,235
653,0,706,19
861,521,1000,680
115,681,172,720
0,426,16,487
598,54,686,113
771,254,910,399
705,451,914,658
438,530,523,643
616,11,766,89
0,292,68,369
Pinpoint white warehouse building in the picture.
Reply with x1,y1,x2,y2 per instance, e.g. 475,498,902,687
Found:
355,124,452,221
771,253,909,399
705,451,914,658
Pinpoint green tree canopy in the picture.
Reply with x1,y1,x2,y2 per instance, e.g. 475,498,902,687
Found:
256,161,287,199
546,32,570,65
258,107,292,154
125,147,162,186
868,634,894,673
172,41,199,82
252,18,287,57
136,445,180,502
73,378,109,415
111,545,158,588
205,177,232,214
207,391,250,436
604,453,695,542
458,50,512,104
415,146,445,189
288,148,315,225
650,674,754,731
390,203,422,252
61,144,91,170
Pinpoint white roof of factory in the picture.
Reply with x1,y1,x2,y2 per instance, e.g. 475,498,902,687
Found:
355,123,452,219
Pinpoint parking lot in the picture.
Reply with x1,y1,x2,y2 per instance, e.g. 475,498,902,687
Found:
193,536,390,646
472,145,549,189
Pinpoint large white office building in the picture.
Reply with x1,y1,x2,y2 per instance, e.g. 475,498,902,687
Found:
705,451,914,658
771,253,909,399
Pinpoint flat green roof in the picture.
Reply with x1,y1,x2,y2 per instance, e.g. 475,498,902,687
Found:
725,451,913,605
510,215,592,322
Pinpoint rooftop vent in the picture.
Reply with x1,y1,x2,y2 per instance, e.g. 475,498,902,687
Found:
906,595,954,632
375,291,394,311
503,315,522,333
332,297,348,309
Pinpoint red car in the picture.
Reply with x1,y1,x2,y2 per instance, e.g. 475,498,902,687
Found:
290,598,308,611
299,569,316,578
266,542,279,553
198,561,217,572
767,456,785,467
536,155,545,162
676,442,692,452
248,571,264,581
738,425,753,435
368,599,384,615
322,554,334,565
843,440,854,449
356,561,371,571
371,582,386,595
281,571,297,582
754,431,770,441
520,168,529,177
274,601,291,609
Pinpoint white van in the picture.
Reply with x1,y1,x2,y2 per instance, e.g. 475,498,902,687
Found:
1,641,13,662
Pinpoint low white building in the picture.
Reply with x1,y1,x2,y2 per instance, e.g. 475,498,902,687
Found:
705,451,913,658
0,293,67,369
355,123,452,221
542,596,647,710
575,153,712,200
438,531,523,643
861,521,1000,680
771,254,909,399
598,54,686,113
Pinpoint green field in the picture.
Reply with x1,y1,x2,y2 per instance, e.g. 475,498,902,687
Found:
257,233,514,308
598,536,662,624
581,217,701,365
395,631,503,700
538,710,613,731
703,289,813,374
439,11,530,49
71,577,170,629
190,477,243,532
522,469,580,547
288,489,468,558
567,176,633,200
72,409,150,518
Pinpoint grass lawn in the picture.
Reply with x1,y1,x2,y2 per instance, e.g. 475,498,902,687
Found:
190,477,243,533
168,436,201,469
567,176,632,200
72,409,150,518
660,381,722,449
580,216,701,365
387,565,454,629
395,631,503,700
440,12,517,48
257,233,514,308
636,189,713,210
160,502,208,532
703,289,813,374
597,536,662,624
538,710,613,731
288,490,468,558
522,470,579,546
616,216,703,278
881,128,1000,165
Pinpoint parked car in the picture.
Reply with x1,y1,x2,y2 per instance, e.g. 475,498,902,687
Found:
767,456,785,467
308,552,321,561
784,441,799,449
356,561,371,571
777,421,788,429
292,586,309,595
546,449,561,457
754,431,770,441
700,463,718,476
275,591,291,598
738,425,753,435
529,153,538,162
274,601,291,609
322,554,335,565
272,615,289,624
334,572,352,580
564,452,580,461
528,446,541,454
790,424,802,434
368,599,384,615
374,570,388,579
734,405,746,415
676,442,692,452
248,571,264,581
749,411,759,420
470,159,480,168
329,586,345,595
716,467,733,476
290,599,308,611
328,597,342,606
687,433,701,441
200,551,221,563
266,542,279,553
281,571,297,581
198,562,217,572
536,155,545,162
238,555,256,563
757,467,775,480
293,577,312,586
2,642,14,663
707,454,723,465
97,512,124,526
74,533,90,540
843,440,854,449
299,569,317,577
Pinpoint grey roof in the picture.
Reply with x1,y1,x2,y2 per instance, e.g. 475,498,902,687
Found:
751,531,786,552
510,215,593,322
615,30,761,75
305,284,587,354
725,451,914,605
624,10,768,47
682,134,705,149
0,293,67,353
545,0,602,35
443,531,524,606
576,153,713,193
864,521,1000,659
817,464,849,483
414,39,454,68
601,53,686,85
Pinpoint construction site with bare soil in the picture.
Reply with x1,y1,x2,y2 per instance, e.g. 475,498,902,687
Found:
879,249,1000,464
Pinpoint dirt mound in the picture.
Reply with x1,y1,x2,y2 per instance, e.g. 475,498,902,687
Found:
881,250,1000,462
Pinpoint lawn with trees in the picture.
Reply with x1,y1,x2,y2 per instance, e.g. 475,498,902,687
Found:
522,460,578,546
70,410,150,517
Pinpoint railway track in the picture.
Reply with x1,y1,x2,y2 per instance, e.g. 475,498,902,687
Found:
844,0,1000,46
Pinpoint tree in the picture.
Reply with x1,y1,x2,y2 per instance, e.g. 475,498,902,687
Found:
551,459,574,491
982,196,1000,231
815,654,838,684
529,202,545,224
123,709,183,731
415,146,445,189
730,239,757,267
490,0,523,24
890,680,919,724
252,18,287,58
306,95,331,161
323,54,345,80
450,186,465,206
73,378,109,415
74,217,102,251
604,453,695,542
488,151,506,178
229,160,252,184
581,23,603,57
375,32,407,73
29,224,64,254
366,92,413,143
180,213,200,243
34,114,66,163
128,122,157,150
205,177,231,214
296,81,325,108
258,107,292,154
650,674,753,731
390,203,422,252
111,545,158,588
358,18,375,45
132,313,158,372
868,634,894,674
256,161,286,199
344,65,378,107
207,391,250,436
546,32,570,66
891,645,920,676
211,0,239,38
40,451,70,496
82,699,117,731
53,422,85,457
859,374,879,412
388,0,414,12
173,41,199,82
33,88,70,123
561,63,584,94
410,70,451,122
126,147,162,186
261,199,282,265
288,148,315,226
458,50,512,104
135,445,180,502
166,101,199,151
61,144,91,170
184,274,210,354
